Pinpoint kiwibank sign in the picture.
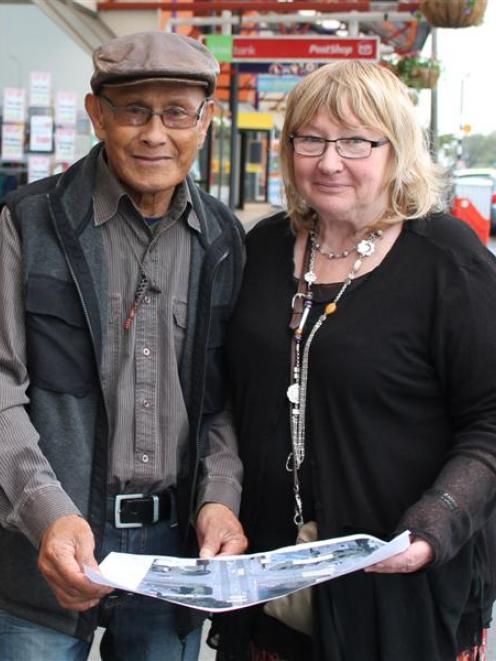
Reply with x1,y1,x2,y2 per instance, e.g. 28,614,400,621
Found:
206,35,234,63
206,35,379,64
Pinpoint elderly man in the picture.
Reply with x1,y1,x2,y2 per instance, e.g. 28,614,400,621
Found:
0,31,246,660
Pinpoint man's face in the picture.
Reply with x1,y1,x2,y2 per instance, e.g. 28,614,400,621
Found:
85,82,212,213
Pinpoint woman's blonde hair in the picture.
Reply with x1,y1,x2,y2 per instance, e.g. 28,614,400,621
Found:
280,61,447,232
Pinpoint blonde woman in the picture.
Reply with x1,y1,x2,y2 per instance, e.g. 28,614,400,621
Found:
212,62,496,661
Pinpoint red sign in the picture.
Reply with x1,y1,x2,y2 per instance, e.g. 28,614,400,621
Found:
232,36,379,63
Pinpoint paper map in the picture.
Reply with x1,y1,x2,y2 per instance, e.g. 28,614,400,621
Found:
86,530,410,612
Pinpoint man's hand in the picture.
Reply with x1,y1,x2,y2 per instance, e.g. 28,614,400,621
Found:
38,514,113,611
364,538,433,574
196,503,248,558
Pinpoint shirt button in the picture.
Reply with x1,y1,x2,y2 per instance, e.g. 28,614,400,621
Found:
143,347,151,356
144,296,151,304
142,399,151,408
142,454,149,463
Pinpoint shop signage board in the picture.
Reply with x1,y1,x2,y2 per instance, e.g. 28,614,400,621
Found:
1,123,24,161
237,111,273,130
206,35,233,63
3,88,26,123
28,155,52,183
55,92,78,126
206,35,379,64
30,72,52,107
232,36,379,63
30,115,54,152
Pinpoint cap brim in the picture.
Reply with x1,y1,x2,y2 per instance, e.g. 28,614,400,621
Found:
101,77,209,91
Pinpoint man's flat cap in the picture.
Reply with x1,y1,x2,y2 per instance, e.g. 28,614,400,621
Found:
91,31,219,96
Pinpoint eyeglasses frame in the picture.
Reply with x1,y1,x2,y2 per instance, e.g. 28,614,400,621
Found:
98,93,208,129
289,134,389,159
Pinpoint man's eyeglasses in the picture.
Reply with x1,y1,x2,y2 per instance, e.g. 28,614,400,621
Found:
99,94,207,129
290,134,389,159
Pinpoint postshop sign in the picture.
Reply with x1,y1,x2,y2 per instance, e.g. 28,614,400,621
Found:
231,36,379,63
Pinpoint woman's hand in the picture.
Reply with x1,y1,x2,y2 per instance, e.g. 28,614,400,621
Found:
364,538,433,574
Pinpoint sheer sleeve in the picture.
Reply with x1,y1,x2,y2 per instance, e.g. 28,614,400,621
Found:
398,235,496,566
399,454,496,566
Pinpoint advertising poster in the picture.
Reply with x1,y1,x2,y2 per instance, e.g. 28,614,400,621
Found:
55,91,77,126
1,123,24,161
55,127,76,162
28,155,52,183
30,115,53,152
30,71,52,107
3,88,26,123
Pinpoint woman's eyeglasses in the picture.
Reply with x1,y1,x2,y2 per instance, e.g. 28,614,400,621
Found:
290,134,389,159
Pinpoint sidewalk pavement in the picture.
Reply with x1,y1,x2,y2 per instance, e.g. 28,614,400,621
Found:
236,202,282,230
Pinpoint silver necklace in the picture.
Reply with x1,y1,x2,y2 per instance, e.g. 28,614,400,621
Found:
287,227,383,524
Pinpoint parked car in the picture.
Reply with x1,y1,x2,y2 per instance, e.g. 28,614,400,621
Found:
454,168,496,234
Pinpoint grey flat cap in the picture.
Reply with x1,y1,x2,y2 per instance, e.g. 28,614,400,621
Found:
91,31,220,96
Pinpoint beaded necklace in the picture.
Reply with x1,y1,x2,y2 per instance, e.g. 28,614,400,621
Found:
314,237,361,260
287,227,383,524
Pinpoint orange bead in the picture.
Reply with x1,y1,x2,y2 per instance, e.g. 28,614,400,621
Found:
325,302,337,316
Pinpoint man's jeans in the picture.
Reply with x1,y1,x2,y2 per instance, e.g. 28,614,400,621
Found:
0,518,202,661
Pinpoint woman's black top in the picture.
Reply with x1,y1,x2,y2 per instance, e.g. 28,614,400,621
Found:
222,212,496,661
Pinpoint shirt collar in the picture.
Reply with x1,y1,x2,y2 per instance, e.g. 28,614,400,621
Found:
93,150,128,226
183,184,201,233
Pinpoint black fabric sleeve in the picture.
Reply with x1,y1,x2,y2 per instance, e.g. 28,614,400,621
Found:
399,242,496,566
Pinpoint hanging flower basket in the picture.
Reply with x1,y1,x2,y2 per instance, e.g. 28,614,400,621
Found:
380,59,399,76
420,0,487,28
396,56,441,90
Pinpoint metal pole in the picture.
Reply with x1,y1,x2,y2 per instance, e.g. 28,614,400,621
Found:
217,107,226,201
456,76,464,167
204,124,213,194
429,27,438,161
228,62,239,210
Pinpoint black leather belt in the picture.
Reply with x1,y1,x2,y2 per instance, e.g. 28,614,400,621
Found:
108,491,174,529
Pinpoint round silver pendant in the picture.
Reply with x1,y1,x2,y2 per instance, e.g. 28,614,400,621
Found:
287,383,300,404
357,239,375,257
304,270,317,284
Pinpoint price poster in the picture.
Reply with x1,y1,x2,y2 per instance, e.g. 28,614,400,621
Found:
30,115,53,152
1,123,24,161
30,72,52,107
55,127,76,161
28,155,52,183
3,88,26,123
55,91,77,126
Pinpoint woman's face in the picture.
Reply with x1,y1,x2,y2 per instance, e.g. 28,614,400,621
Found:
292,107,392,228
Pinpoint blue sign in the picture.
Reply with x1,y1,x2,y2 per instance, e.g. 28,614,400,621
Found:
257,75,302,94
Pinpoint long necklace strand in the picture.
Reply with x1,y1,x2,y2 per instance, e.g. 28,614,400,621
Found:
287,228,383,524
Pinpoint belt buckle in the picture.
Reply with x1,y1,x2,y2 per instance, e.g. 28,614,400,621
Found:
150,494,160,523
114,493,159,529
